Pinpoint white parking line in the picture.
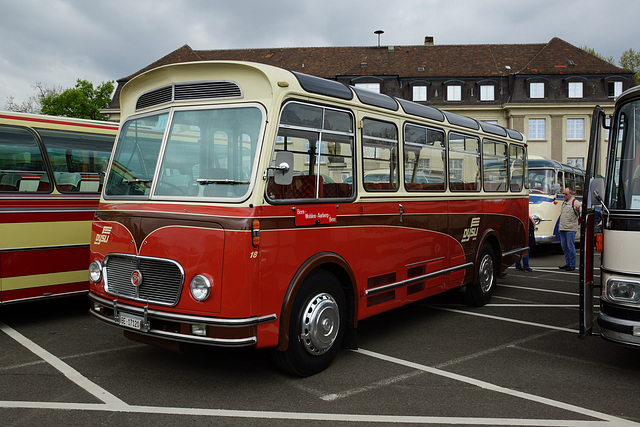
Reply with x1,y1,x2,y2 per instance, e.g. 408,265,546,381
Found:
1,320,637,425
353,348,636,426
499,284,578,296
0,321,128,408
428,306,578,333
1,399,636,425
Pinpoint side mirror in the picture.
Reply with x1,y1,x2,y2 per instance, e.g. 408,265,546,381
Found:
270,151,294,186
552,183,562,195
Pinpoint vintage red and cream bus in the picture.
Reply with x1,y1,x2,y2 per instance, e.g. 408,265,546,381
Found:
0,111,117,304
88,61,529,376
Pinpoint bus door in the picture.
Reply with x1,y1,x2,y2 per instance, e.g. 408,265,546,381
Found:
579,106,605,338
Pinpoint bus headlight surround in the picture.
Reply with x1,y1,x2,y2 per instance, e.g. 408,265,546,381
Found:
607,279,640,302
190,274,212,302
89,260,102,283
531,214,541,226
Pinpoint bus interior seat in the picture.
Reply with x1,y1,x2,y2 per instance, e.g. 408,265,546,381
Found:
55,172,82,192
284,174,322,199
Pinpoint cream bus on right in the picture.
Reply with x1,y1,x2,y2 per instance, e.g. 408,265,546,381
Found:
581,85,640,347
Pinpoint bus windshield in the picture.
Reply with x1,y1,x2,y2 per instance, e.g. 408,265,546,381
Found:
105,106,264,199
607,99,640,210
529,168,559,195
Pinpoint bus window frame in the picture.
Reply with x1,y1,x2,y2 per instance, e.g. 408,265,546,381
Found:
0,123,54,194
362,116,399,192
266,99,356,204
403,121,447,192
448,131,481,192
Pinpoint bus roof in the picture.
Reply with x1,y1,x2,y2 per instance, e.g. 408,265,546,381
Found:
528,155,584,173
0,111,118,132
122,60,524,141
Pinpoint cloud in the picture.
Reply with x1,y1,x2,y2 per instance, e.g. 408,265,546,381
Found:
1,0,638,109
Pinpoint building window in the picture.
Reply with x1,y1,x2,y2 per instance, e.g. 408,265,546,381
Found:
528,118,546,140
608,81,623,98
355,82,380,93
447,85,461,101
567,118,584,140
568,82,583,98
480,85,495,101
412,86,427,101
529,82,545,99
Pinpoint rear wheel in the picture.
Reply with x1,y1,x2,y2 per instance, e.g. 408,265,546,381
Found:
271,269,346,377
465,243,497,306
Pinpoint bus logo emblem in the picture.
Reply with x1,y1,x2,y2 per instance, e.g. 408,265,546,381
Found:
95,226,112,245
462,217,481,243
131,270,143,287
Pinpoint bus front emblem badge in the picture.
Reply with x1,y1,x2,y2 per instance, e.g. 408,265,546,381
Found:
131,270,143,287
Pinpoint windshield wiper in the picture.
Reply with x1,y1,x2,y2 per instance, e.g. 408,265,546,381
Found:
197,178,249,185
122,178,152,185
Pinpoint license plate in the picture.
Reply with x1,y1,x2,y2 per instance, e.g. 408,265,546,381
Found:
119,313,143,330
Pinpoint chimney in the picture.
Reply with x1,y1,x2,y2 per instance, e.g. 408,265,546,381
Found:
424,36,434,46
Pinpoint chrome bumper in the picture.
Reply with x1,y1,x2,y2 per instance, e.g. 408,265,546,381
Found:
88,292,277,347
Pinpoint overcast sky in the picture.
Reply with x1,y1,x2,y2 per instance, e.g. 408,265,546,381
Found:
2,0,639,111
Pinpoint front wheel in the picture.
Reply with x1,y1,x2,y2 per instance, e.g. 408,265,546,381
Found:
271,269,346,377
465,243,497,306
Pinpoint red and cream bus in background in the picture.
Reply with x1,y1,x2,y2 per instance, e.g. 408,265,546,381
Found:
87,61,529,376
0,112,117,304
581,85,640,347
528,155,585,244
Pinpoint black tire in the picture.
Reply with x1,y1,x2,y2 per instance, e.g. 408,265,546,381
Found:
465,243,497,306
271,269,346,377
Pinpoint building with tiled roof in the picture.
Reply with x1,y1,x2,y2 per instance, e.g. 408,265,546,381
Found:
103,37,634,168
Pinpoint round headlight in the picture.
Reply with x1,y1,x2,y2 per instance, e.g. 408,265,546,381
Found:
89,260,102,283
190,275,211,302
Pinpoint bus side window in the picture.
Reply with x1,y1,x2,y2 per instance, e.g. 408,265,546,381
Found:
0,125,51,192
362,118,398,191
269,102,355,201
39,129,113,193
449,133,480,192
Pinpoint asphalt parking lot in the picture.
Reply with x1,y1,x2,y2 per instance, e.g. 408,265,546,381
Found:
1,247,639,426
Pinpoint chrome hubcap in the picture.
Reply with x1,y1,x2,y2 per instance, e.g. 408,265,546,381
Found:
300,293,339,356
479,254,495,293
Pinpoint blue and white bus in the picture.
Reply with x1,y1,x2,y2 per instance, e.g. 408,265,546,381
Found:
528,155,585,244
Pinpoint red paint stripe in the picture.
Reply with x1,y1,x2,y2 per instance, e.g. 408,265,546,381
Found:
0,197,99,208
0,113,118,131
0,210,95,223
1,282,88,303
1,246,89,277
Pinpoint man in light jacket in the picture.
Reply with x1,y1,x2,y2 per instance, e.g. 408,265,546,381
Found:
558,187,581,271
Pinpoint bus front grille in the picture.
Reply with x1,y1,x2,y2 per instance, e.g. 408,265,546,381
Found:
103,254,184,306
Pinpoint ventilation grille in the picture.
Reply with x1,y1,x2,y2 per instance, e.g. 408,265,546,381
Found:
136,81,243,110
103,254,184,306
136,86,173,110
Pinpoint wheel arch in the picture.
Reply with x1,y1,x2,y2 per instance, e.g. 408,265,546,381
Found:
276,252,358,351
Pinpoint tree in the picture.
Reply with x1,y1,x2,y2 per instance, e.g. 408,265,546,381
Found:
40,79,114,120
580,46,616,66
619,48,640,85
4,82,61,114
